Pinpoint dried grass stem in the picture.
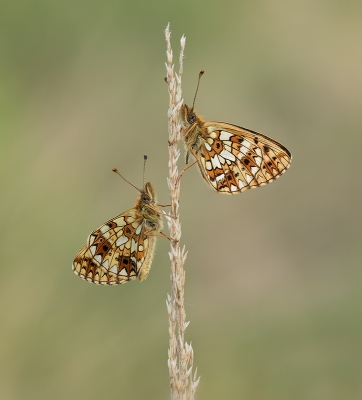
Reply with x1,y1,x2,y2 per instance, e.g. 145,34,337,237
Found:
165,23,200,400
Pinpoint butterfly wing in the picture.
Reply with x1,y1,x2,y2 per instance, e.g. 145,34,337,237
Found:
72,209,154,285
195,122,292,194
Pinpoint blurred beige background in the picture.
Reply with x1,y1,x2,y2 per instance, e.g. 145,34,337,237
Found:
1,1,361,399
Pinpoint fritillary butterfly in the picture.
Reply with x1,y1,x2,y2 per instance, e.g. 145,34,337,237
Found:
180,71,292,194
72,158,163,285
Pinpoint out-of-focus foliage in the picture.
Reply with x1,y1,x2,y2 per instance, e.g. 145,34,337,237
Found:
1,1,362,399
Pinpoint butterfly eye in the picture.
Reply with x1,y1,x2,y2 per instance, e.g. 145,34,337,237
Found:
141,194,150,203
187,112,197,124
147,221,156,228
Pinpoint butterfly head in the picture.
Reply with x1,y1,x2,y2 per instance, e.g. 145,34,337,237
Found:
181,103,197,125
181,103,204,130
141,182,156,205
139,182,160,215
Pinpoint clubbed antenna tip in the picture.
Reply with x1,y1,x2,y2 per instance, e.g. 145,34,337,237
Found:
112,168,141,193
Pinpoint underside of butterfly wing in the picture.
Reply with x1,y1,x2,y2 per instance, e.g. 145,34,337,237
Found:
72,210,153,285
195,122,292,194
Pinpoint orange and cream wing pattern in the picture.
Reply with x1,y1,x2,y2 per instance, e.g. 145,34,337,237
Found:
198,123,292,194
72,210,152,285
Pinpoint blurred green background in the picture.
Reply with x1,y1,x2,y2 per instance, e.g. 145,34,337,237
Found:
1,0,362,399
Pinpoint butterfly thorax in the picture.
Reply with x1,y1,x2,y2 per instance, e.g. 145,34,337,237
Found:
134,182,163,232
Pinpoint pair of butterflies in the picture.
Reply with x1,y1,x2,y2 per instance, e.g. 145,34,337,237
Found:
72,75,292,285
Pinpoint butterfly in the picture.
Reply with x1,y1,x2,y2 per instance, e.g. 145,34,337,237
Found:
72,158,165,285
179,71,292,194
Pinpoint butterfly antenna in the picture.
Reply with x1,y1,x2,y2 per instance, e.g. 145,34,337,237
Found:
112,168,141,193
142,155,148,190
191,70,205,112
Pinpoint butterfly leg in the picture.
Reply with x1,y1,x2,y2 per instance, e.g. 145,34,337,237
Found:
146,204,177,219
145,230,175,242
160,211,177,220
186,151,190,164
176,160,198,183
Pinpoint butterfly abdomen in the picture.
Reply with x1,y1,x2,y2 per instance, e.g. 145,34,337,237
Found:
138,235,156,282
